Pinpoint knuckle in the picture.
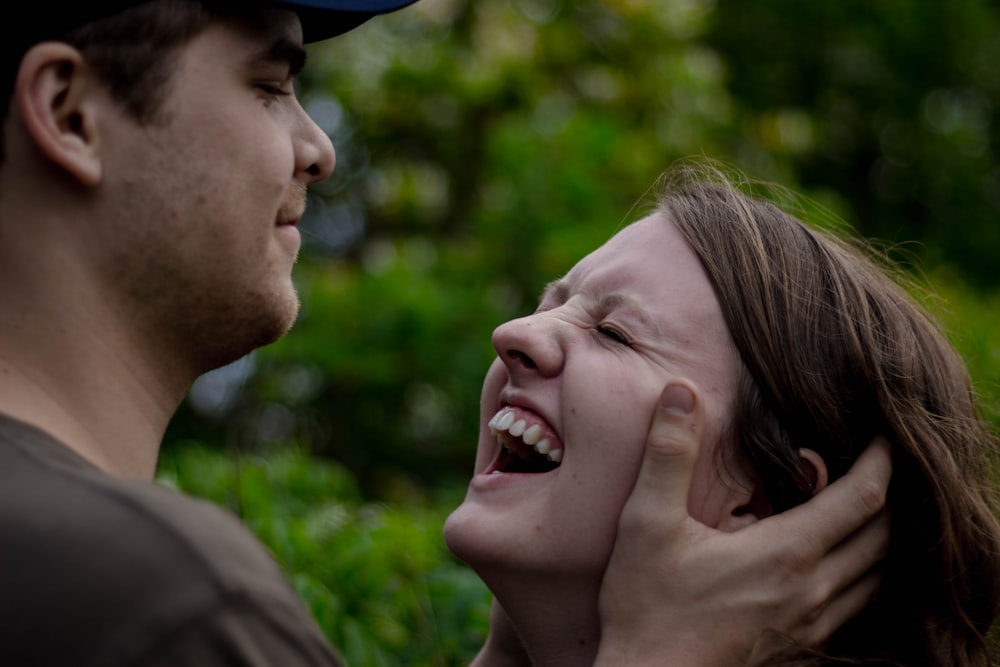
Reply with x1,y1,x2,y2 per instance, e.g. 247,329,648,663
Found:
801,583,831,624
776,534,822,579
853,478,887,517
647,429,693,458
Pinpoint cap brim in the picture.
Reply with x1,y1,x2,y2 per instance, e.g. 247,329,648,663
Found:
273,0,420,42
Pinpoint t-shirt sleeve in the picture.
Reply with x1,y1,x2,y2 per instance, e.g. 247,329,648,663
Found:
0,422,347,667
140,590,344,667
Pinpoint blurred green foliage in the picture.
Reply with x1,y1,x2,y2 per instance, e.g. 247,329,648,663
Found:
158,445,489,666
158,0,1000,662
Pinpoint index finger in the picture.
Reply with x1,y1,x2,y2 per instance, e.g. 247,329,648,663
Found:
769,436,892,552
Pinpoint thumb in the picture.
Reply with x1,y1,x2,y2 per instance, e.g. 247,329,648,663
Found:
622,381,702,530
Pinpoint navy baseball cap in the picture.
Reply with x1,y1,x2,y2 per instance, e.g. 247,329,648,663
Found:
9,1,420,48
275,0,422,42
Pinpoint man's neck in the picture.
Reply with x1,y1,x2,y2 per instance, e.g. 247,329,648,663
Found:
0,257,189,480
0,130,198,479
0,358,173,479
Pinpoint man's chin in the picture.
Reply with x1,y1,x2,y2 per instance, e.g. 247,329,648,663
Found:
195,296,300,372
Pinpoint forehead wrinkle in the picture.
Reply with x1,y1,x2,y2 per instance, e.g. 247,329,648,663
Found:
540,279,662,338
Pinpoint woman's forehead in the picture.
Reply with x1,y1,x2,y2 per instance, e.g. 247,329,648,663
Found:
568,213,708,294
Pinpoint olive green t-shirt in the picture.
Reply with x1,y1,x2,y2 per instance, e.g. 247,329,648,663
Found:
0,413,343,667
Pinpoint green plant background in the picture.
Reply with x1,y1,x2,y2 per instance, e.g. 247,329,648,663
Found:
158,0,1000,664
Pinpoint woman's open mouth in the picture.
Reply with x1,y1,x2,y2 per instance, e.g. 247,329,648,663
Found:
484,407,563,474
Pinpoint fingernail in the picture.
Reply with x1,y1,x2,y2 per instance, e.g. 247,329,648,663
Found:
661,383,694,414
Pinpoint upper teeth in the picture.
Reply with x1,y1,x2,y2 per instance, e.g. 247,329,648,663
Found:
488,409,563,463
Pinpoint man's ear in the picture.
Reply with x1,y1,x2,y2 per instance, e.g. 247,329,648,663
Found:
15,42,102,185
715,448,829,532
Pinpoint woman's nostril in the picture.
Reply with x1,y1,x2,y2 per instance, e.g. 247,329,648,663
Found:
509,349,536,369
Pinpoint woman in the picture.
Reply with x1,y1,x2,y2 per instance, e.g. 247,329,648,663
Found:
444,162,1000,665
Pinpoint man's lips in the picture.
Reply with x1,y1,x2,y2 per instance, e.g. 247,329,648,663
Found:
278,191,307,226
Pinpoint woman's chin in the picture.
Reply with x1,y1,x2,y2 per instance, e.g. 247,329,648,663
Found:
442,503,501,568
444,503,610,590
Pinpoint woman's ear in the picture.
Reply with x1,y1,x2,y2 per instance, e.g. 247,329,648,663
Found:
798,448,829,496
714,448,829,532
15,42,102,185
715,477,770,532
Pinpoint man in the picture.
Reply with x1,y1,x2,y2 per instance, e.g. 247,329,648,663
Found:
0,1,889,665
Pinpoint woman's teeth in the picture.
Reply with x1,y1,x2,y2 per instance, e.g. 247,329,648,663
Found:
488,409,563,463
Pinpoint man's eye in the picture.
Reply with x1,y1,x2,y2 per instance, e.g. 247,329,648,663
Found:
597,325,630,346
256,83,292,99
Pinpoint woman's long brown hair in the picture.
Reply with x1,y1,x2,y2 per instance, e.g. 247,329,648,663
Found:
658,160,1000,666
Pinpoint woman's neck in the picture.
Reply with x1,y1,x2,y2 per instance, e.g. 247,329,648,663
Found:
478,571,603,667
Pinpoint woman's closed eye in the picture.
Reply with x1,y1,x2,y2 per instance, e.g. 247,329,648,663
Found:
596,324,631,346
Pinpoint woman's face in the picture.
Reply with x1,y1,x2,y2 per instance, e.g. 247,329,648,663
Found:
444,213,747,581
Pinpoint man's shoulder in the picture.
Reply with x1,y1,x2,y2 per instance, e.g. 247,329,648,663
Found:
0,417,331,666
0,422,287,593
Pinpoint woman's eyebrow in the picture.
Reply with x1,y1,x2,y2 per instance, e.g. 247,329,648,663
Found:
539,280,570,304
597,293,661,336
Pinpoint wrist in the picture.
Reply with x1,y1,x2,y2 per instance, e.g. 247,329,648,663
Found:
594,629,742,667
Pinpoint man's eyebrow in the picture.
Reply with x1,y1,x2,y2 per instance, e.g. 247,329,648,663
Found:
252,37,308,77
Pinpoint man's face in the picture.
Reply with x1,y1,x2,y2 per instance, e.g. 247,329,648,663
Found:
94,7,335,373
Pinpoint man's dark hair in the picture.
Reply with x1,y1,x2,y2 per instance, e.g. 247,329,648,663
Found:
0,0,214,161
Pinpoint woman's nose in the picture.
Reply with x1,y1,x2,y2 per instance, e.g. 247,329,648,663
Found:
491,314,565,379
